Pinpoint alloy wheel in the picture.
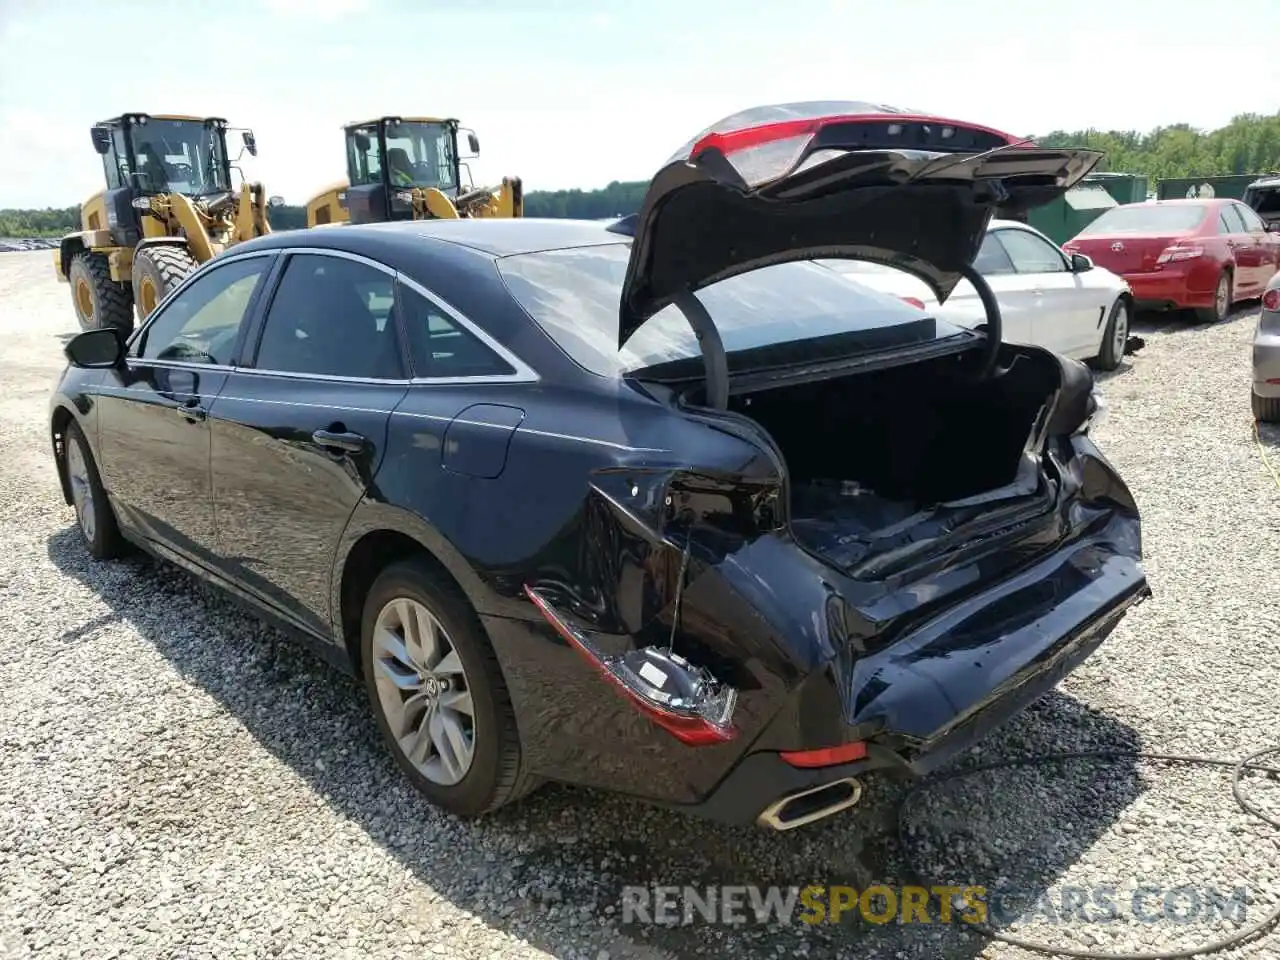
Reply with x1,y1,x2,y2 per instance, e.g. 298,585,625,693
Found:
1112,301,1129,356
371,597,475,786
66,437,96,543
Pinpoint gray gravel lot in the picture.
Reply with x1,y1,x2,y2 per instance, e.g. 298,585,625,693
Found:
0,248,1278,960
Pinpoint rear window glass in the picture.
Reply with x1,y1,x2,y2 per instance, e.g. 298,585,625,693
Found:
1077,203,1208,235
1245,186,1280,215
495,243,962,377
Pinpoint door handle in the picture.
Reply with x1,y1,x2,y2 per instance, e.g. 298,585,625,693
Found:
311,429,366,454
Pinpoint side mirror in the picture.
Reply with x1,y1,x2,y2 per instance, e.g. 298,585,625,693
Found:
90,126,111,155
1070,252,1094,272
65,329,124,369
467,132,480,155
354,133,371,153
267,195,285,208
242,130,258,157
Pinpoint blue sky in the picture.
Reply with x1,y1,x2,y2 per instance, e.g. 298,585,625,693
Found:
1,0,1277,208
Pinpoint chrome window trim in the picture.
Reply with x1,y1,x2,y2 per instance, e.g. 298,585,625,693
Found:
127,245,541,388
235,245,540,386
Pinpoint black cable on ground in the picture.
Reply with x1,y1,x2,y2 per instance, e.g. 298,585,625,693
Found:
896,745,1280,959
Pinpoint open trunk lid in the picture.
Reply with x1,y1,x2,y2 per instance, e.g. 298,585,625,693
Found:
610,102,1102,372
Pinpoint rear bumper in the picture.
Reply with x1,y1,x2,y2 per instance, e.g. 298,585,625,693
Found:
671,517,1147,826
1123,268,1208,309
1253,327,1280,398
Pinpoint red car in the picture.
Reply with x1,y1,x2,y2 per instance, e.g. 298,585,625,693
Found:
1064,198,1280,323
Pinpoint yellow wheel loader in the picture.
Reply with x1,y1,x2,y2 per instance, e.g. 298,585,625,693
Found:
305,116,522,228
53,113,277,334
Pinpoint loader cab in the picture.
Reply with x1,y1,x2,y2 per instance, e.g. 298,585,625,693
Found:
89,113,242,245
342,116,470,224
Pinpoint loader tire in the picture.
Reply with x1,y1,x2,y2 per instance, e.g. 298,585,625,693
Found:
132,246,197,323
68,252,133,334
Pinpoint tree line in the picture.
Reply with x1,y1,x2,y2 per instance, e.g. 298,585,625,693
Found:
5,112,1279,237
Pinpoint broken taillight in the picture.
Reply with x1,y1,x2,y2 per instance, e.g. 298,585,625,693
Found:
1262,288,1280,312
523,586,739,746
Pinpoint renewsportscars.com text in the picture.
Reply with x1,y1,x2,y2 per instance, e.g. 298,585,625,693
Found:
619,884,1253,927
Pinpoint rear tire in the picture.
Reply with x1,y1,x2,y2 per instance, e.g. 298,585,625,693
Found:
1253,392,1280,423
68,252,133,334
360,558,540,818
1094,297,1129,371
1195,271,1232,324
132,246,197,323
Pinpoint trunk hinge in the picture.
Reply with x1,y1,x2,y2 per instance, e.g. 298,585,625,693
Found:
673,290,729,410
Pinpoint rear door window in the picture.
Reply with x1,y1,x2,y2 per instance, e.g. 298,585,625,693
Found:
1219,205,1247,235
973,233,1016,275
250,253,405,380
1235,203,1267,233
994,229,1068,274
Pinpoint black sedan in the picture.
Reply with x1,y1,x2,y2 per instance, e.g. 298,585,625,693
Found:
49,103,1150,831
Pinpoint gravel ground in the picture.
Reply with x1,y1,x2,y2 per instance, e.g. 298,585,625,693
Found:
0,248,1278,960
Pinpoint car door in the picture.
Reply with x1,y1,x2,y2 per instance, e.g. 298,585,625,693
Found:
1233,202,1274,291
1219,204,1261,295
206,249,411,638
937,232,1038,347
96,251,275,565
991,226,1096,357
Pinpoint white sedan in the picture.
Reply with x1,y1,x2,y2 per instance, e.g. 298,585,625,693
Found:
820,220,1135,370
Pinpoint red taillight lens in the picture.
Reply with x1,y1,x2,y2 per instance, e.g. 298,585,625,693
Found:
1155,244,1204,264
1262,288,1280,312
684,111,1027,188
780,742,869,768
899,296,926,309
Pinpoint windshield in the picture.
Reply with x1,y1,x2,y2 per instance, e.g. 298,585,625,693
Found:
382,121,458,191
496,243,967,377
128,119,229,196
1077,203,1208,235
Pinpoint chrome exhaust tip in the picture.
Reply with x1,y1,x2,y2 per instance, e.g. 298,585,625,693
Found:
756,777,863,831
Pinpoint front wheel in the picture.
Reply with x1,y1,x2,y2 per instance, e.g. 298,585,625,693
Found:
1095,297,1130,371
63,420,125,560
1195,271,1232,324
360,559,539,817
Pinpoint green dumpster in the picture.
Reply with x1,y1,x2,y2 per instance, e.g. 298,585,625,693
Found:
1083,172,1148,204
1026,183,1117,246
1155,175,1267,201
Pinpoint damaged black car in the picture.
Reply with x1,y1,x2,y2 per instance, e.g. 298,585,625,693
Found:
50,102,1150,831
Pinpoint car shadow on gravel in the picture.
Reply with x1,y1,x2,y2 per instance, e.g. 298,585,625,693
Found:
48,525,1145,960
1130,302,1259,337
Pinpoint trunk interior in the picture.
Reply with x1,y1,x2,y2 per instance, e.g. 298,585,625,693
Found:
725,348,1063,575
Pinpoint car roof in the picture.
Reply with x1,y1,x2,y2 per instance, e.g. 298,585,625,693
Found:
250,218,625,259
